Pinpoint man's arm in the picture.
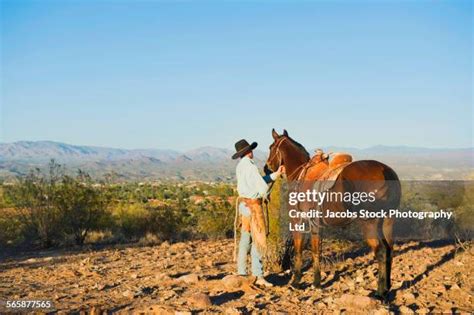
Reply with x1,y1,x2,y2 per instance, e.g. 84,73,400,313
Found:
248,164,283,197
262,172,280,184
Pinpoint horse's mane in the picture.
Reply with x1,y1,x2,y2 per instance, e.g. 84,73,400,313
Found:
286,136,310,160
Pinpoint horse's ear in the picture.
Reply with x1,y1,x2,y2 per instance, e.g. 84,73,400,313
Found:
283,129,289,137
272,128,279,140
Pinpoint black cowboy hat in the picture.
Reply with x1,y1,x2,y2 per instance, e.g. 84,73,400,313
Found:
232,139,258,159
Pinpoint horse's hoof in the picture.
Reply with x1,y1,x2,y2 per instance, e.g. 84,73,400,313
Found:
373,291,389,303
290,280,302,289
312,277,321,289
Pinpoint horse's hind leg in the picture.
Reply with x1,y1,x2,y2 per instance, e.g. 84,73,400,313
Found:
382,217,394,292
362,220,390,300
290,231,304,287
310,233,322,288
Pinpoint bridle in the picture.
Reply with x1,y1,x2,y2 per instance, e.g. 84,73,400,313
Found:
266,137,288,172
266,137,309,181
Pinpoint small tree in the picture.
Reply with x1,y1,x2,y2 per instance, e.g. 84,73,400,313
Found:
55,171,109,245
5,160,63,247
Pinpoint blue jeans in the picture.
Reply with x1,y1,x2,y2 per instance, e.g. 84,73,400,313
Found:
237,202,263,277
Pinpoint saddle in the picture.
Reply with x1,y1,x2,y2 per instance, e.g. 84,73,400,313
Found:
306,150,353,192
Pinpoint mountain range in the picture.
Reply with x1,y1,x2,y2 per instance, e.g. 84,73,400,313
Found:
0,141,472,181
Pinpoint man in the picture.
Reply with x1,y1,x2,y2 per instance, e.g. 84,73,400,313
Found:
232,139,285,287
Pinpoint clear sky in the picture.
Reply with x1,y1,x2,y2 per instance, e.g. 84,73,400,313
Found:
1,0,472,151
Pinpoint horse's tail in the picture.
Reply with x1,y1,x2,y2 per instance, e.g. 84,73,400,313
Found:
383,163,400,248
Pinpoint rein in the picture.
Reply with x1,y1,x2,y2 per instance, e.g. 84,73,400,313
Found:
267,136,310,182
266,137,288,169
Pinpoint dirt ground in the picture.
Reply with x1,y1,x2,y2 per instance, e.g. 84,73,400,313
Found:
0,239,472,314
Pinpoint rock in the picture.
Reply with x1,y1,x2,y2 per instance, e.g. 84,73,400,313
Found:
316,301,326,309
89,306,103,315
161,290,177,301
403,292,416,303
137,286,155,296
372,308,389,315
225,307,243,314
155,272,171,281
175,311,192,315
178,273,200,284
346,279,356,290
357,288,372,296
337,294,377,308
222,275,243,289
449,283,460,291
122,290,133,298
398,306,414,314
393,281,404,290
206,260,215,267
434,285,446,295
189,293,212,308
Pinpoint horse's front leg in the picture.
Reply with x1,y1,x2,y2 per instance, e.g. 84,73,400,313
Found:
291,230,304,288
310,233,322,288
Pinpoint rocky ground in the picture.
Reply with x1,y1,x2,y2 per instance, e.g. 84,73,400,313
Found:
0,239,472,314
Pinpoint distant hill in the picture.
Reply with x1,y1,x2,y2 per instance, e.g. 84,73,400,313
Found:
0,141,472,181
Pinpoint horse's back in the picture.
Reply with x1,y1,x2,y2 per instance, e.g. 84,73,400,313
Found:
339,160,401,210
340,160,399,181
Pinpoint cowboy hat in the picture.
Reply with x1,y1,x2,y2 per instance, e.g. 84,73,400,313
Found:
232,139,258,159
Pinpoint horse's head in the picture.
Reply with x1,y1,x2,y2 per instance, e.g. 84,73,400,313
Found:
264,129,310,176
264,129,288,174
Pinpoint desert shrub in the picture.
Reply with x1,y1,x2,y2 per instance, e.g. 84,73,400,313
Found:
55,172,110,245
112,203,150,240
4,162,64,247
84,230,115,244
194,200,234,239
452,182,474,240
147,206,183,240
0,208,25,247
111,203,185,241
3,161,111,247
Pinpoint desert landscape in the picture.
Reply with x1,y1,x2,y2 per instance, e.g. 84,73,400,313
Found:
0,143,473,314
2,1,472,313
1,238,472,314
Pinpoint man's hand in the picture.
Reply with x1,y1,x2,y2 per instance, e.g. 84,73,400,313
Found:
277,165,286,176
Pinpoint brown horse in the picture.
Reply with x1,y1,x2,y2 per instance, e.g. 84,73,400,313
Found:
265,129,401,300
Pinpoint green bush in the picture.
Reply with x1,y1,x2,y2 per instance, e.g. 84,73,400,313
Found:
195,200,234,239
4,163,64,247
0,208,25,247
112,203,150,240
55,172,110,245
111,203,186,241
3,161,111,247
1,165,241,249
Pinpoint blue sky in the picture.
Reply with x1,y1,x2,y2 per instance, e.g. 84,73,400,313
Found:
1,0,472,150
